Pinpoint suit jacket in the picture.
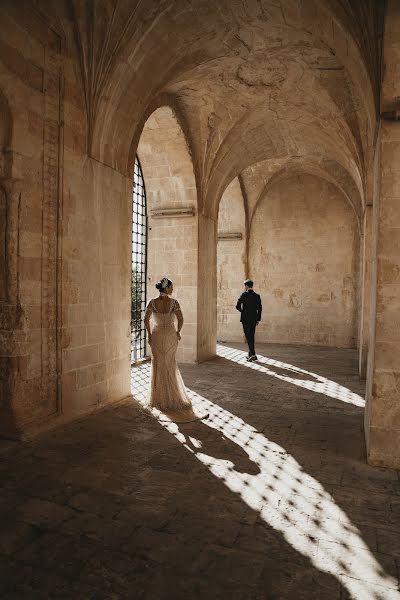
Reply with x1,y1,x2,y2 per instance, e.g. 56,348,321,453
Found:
236,289,262,323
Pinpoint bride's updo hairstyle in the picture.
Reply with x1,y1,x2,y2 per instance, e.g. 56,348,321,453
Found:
155,277,172,291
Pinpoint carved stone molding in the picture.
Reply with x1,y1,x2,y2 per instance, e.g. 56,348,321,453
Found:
218,232,243,240
150,206,195,218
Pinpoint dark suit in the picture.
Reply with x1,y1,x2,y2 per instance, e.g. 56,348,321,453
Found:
236,289,262,357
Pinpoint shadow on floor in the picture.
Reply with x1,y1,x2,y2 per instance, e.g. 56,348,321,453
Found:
254,362,319,382
177,344,399,600
180,418,261,475
0,344,398,599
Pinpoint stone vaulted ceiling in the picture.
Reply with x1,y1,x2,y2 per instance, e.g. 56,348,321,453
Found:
40,0,384,216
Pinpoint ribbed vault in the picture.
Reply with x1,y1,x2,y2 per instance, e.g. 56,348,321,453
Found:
50,0,384,217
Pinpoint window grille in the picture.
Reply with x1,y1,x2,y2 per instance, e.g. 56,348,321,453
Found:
131,157,148,362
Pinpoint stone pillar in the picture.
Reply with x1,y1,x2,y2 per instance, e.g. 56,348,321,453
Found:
197,214,217,362
365,121,400,468
365,0,400,469
358,205,373,378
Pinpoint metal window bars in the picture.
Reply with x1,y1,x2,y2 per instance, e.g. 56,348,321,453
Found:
131,157,148,362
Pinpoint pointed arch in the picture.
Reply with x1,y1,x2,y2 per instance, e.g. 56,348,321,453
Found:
137,104,199,362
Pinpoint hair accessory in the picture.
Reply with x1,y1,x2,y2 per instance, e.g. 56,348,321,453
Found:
161,277,169,289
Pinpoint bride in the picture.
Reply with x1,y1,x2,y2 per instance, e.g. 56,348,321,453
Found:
144,277,206,423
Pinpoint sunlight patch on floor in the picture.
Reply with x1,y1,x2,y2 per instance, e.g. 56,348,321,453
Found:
217,344,365,408
131,360,396,600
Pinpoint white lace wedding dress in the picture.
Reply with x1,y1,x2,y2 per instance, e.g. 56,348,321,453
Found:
145,297,204,423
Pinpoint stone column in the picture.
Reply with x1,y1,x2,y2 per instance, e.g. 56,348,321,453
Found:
358,205,373,378
365,0,400,469
365,121,400,468
197,214,217,362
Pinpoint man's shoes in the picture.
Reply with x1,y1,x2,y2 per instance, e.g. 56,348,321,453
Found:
247,355,257,362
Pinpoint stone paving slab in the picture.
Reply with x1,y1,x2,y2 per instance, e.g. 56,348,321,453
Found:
0,343,399,599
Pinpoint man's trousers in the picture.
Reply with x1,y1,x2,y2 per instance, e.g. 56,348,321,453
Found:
242,320,257,357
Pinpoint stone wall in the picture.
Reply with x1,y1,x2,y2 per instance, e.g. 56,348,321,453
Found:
61,159,132,419
249,174,359,347
56,12,133,424
0,6,133,436
217,178,246,342
48,9,134,421
0,8,63,436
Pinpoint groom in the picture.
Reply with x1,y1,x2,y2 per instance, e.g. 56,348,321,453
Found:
236,279,262,362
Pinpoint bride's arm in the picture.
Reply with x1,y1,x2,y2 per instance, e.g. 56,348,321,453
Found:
174,300,183,340
144,302,153,344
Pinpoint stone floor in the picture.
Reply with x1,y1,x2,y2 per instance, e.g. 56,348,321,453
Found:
1,343,400,599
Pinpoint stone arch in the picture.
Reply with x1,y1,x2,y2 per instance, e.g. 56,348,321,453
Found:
127,94,201,202
65,0,383,375
249,160,364,234
204,98,366,222
77,0,379,192
0,0,390,448
137,104,199,362
249,171,360,348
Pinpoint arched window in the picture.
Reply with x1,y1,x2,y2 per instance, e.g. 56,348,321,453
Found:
131,157,148,362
